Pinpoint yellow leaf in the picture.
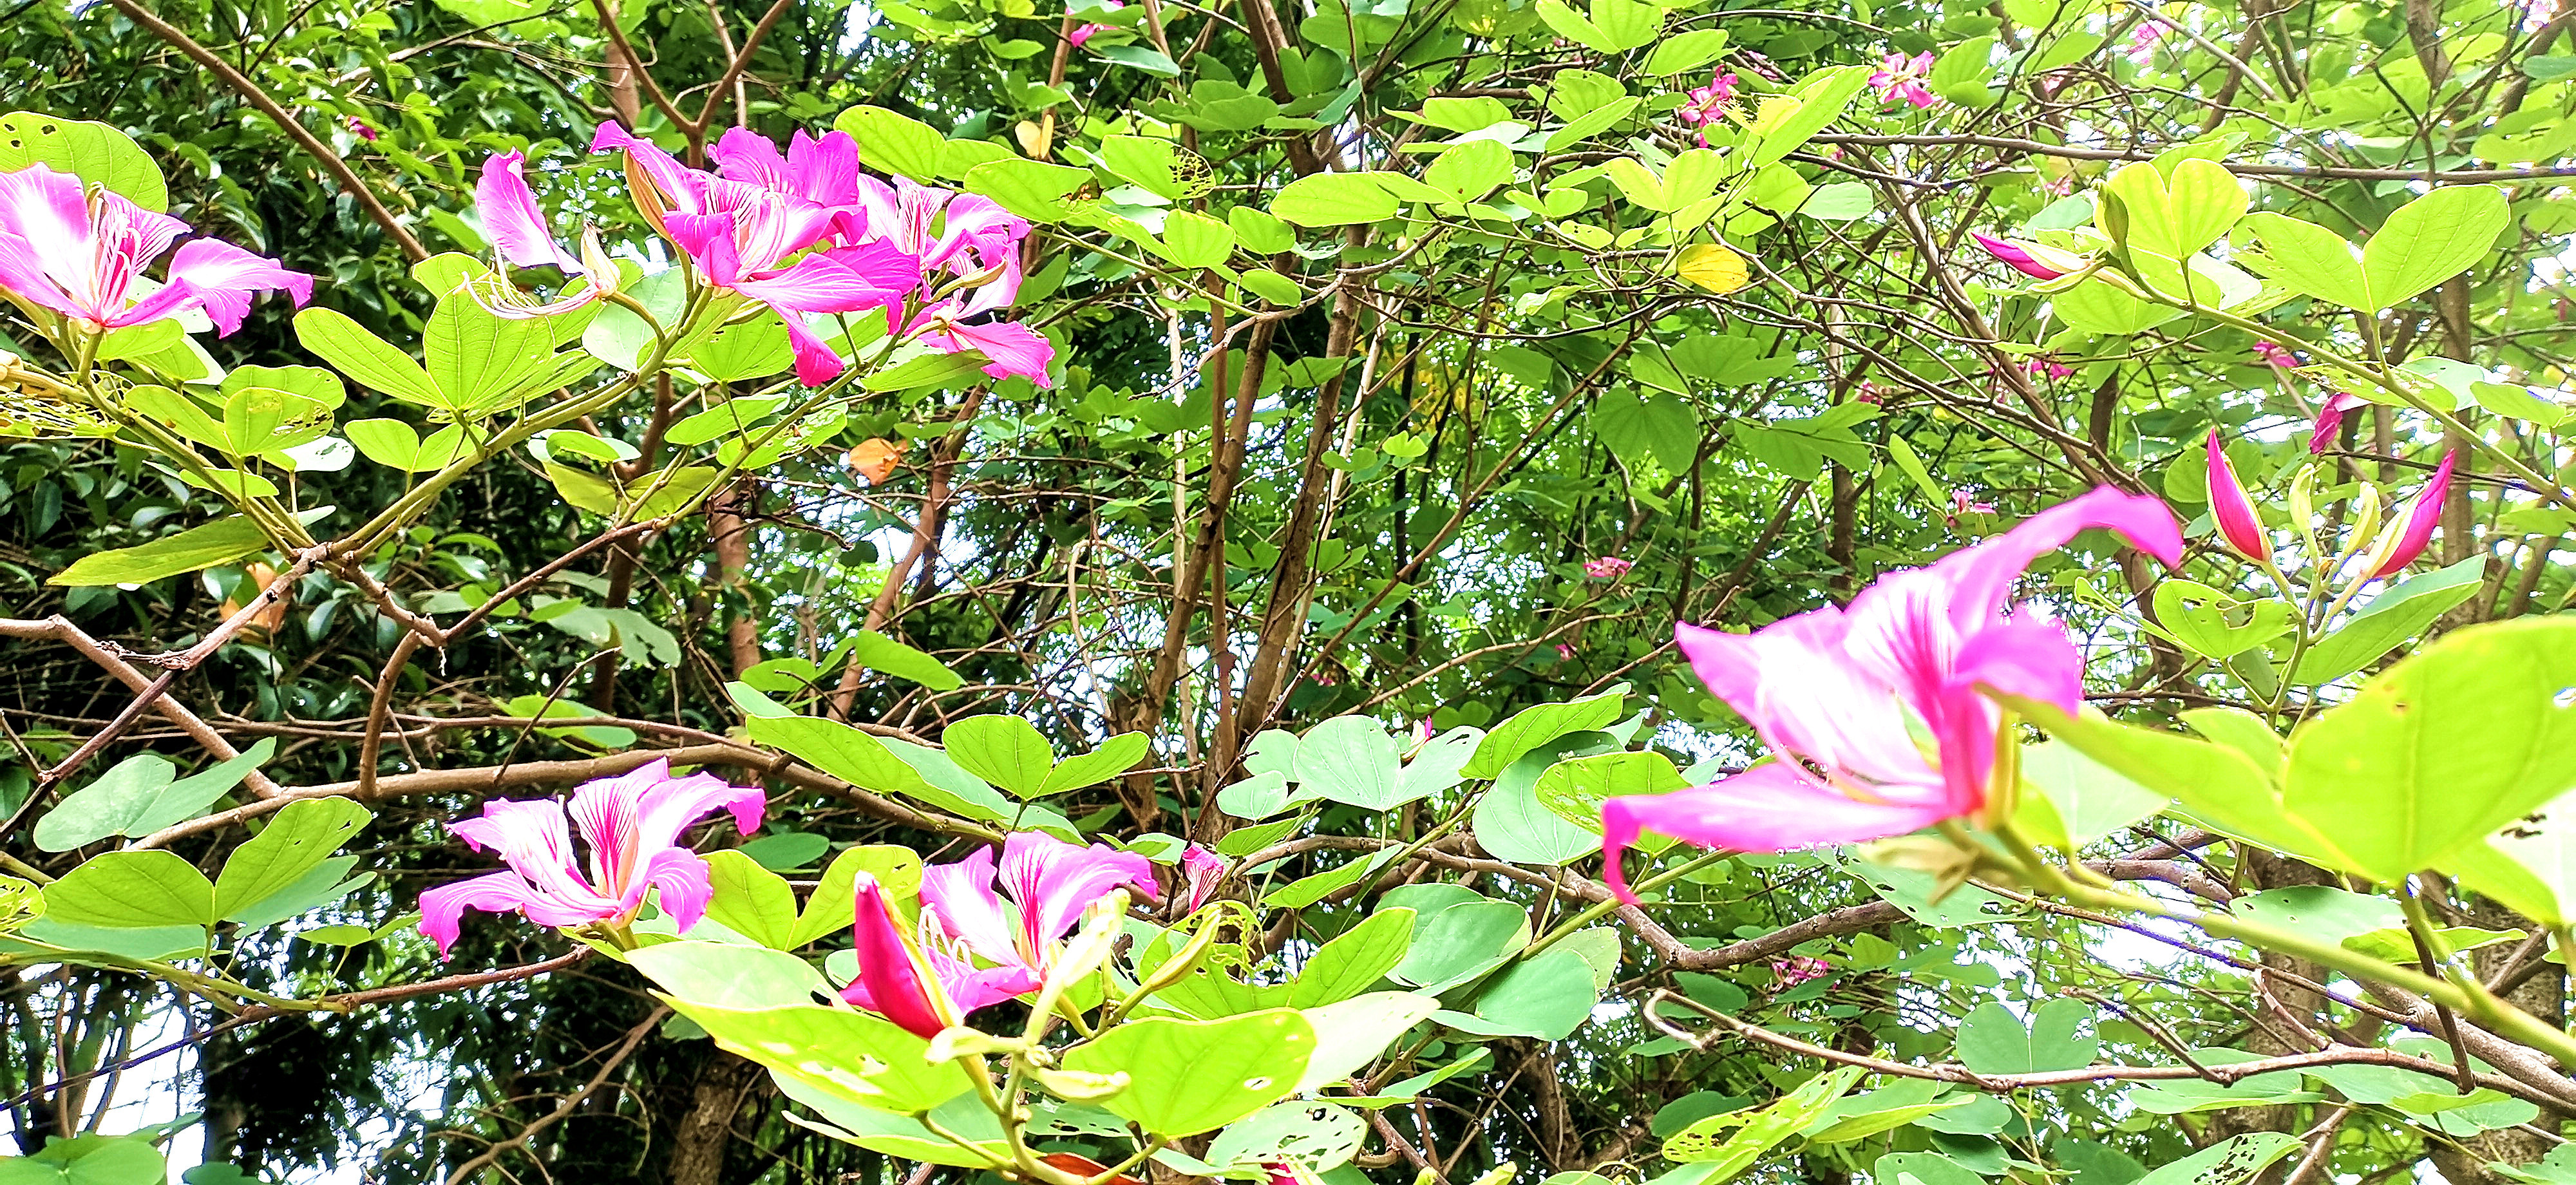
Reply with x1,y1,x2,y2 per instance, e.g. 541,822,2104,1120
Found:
846,437,909,485
1676,243,1751,294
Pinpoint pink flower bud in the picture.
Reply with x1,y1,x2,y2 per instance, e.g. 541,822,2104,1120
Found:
2205,431,2270,563
1584,556,1634,578
1971,232,2070,280
2309,390,2362,455
2369,450,2456,578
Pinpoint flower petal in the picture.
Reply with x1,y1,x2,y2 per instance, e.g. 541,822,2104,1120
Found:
920,846,1024,969
160,238,314,336
1599,764,1956,898
477,151,583,272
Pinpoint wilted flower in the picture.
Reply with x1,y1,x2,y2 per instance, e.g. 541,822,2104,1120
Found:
417,759,765,954
1870,52,1938,108
847,437,907,485
2310,390,2363,455
1772,955,1831,986
1598,489,2181,898
1585,556,1634,578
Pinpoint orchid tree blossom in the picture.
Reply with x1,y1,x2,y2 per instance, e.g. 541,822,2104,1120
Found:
1971,232,2086,281
851,177,1058,386
1068,0,1126,46
469,151,623,318
840,874,1031,1039
2362,451,2456,579
918,831,1157,986
1598,488,2182,900
418,759,765,954
2311,389,2362,454
592,122,917,385
1179,844,1227,913
2204,432,2271,563
1674,70,1739,144
0,162,311,337
1868,52,1938,108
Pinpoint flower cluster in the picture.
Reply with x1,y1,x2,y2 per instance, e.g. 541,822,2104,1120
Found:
417,760,766,954
2207,430,2454,578
475,123,1053,390
844,831,1157,1038
1772,955,1831,987
1600,489,2182,898
0,163,311,338
1584,555,1634,578
1674,70,1739,145
2126,19,2172,64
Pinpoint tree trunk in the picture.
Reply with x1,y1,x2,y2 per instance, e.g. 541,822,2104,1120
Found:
665,1049,766,1185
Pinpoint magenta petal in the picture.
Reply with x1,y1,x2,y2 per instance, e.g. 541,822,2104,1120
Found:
999,831,1156,957
2372,450,2456,578
732,248,913,314
1599,764,1956,899
1971,232,2063,280
845,875,950,1039
933,319,1056,387
920,846,1023,969
161,238,313,335
477,151,583,272
417,870,547,956
1929,486,2181,629
777,310,848,386
2204,431,2271,562
640,847,715,933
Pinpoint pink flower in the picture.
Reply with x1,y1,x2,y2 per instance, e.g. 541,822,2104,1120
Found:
1180,844,1227,913
840,873,1026,1038
1598,488,2181,898
918,831,1158,988
2126,19,2171,64
1676,70,1739,143
1856,383,1884,404
1585,556,1634,578
1772,955,1830,986
2364,451,2456,579
2205,432,2269,563
848,176,1056,386
1555,642,1577,659
469,151,624,316
346,117,380,144
592,122,918,386
417,759,765,954
1947,490,1996,524
2040,174,2073,198
1971,232,2080,281
1869,51,1938,108
2251,340,2298,371
0,162,312,336
1068,0,1124,46
2024,356,2072,381
2311,390,2362,455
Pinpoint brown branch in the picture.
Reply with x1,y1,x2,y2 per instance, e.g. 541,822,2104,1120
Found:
440,1002,666,1185
0,617,283,798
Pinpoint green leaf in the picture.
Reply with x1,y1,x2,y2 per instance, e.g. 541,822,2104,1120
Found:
794,845,926,948
2283,616,2576,882
1745,65,1872,169
687,315,794,382
846,630,965,690
424,290,559,414
2009,699,2335,865
1201,1099,1367,1171
1290,908,1416,1007
1293,991,1441,1093
1956,998,2096,1074
294,307,441,406
1443,946,1599,1039
0,111,167,209
2152,580,2294,659
1798,1079,1968,1143
2363,185,2510,312
1593,389,1700,469
0,1132,169,1185
1292,716,1406,809
963,157,1091,222
1095,136,1212,200
1927,37,1998,107
2290,556,2486,685
774,1080,1011,1167
736,831,831,871
880,738,1021,822
50,516,274,587
1533,750,1689,838
2237,213,2372,312
1061,1010,1315,1136
213,797,369,922
42,851,216,928
1041,733,1151,795
746,716,936,801
2103,158,2244,260
1388,897,1526,991
1423,140,1516,204
944,715,1055,797
1157,209,1238,268
1642,28,1730,75
1661,1066,1865,1170
1475,748,1611,866
668,1000,973,1113
1273,173,1399,227
1464,692,1625,778
35,739,274,851
1798,182,1873,221
343,419,470,472
701,850,802,948
631,940,833,1007
2019,740,2164,846
2131,1133,2302,1185
834,106,947,182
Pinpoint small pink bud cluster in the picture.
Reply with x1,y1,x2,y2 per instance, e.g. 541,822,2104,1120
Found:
1584,556,1634,578
1772,956,1831,987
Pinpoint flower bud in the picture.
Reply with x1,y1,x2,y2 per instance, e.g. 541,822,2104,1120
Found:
2204,431,2270,563
2340,481,2384,564
1970,232,2085,280
2287,464,2318,561
2361,450,2456,579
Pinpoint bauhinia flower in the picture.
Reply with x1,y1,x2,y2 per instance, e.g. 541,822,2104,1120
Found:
1068,0,1126,46
418,759,765,954
840,873,1032,1038
2362,450,2456,579
469,151,623,317
2023,356,2072,381
1179,844,1226,913
1598,488,2182,899
2205,431,2270,563
1947,489,1996,524
918,831,1158,989
1971,232,2086,281
1584,556,1634,578
855,178,1057,387
0,162,312,337
1869,51,1938,108
2126,19,2171,64
1675,70,1739,143
592,122,919,386
1772,955,1830,986
2310,389,2362,455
